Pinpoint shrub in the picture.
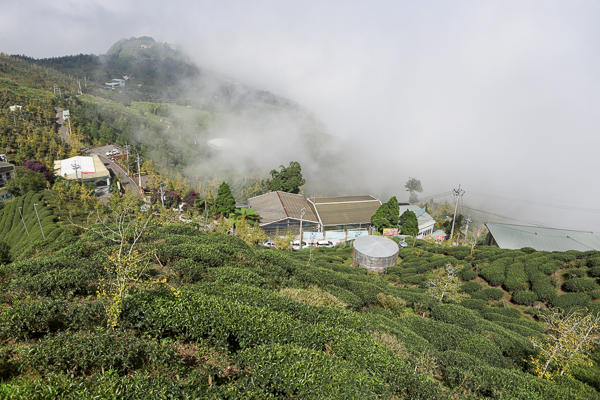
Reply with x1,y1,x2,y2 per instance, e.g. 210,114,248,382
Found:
460,299,487,311
538,262,561,275
563,278,599,293
511,291,538,306
479,258,510,286
471,288,505,301
460,269,478,281
563,269,587,280
551,293,591,309
460,281,482,294
171,258,206,284
588,257,600,268
531,280,558,303
504,263,529,292
404,274,427,285
589,266,600,278
21,330,178,377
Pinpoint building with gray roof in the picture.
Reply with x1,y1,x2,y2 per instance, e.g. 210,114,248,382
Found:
247,191,319,235
397,205,436,237
485,223,600,252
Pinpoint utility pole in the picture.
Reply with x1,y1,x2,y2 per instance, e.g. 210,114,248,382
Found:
124,143,131,176
18,207,29,236
136,153,142,189
299,208,306,250
33,204,46,240
463,214,472,244
71,159,81,182
449,184,465,246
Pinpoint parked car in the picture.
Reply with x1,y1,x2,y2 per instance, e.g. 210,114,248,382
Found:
291,240,308,250
316,240,334,248
262,240,275,248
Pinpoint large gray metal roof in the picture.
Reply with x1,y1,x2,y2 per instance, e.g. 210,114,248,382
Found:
486,223,600,252
248,191,319,226
353,235,399,257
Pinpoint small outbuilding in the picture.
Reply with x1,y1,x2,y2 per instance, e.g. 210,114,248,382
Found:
352,235,399,273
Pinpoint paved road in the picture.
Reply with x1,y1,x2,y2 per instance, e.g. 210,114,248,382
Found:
54,107,69,142
84,145,140,193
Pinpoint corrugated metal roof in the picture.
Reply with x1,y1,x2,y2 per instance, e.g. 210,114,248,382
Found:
354,235,399,257
311,199,382,226
486,223,600,252
248,191,318,226
312,195,380,204
53,155,110,181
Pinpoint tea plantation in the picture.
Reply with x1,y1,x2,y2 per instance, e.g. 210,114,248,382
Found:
2,221,600,399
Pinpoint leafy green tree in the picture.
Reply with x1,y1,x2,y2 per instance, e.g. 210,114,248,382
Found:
214,182,236,216
6,167,47,196
405,177,423,204
371,203,392,232
399,210,418,236
387,196,399,225
263,161,306,194
99,121,116,143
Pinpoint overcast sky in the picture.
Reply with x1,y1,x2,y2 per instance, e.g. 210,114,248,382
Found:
3,1,600,236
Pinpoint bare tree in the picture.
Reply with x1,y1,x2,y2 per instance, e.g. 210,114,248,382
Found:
426,264,469,303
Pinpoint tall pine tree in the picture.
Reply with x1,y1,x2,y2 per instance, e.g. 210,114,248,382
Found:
214,182,236,216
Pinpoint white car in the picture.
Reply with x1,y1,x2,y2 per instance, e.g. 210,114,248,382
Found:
262,240,276,248
291,240,308,250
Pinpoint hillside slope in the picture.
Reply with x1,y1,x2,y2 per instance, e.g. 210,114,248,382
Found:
1,224,600,398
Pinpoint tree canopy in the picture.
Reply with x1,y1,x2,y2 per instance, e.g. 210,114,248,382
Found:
6,167,47,197
214,182,236,216
399,210,418,236
262,161,306,194
405,177,423,204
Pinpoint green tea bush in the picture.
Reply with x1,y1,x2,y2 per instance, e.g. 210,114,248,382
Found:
480,258,511,286
10,267,98,297
0,299,105,340
481,307,522,319
589,266,600,277
588,257,600,268
459,299,487,311
402,315,504,367
171,258,206,284
235,343,388,398
404,274,427,285
551,293,591,309
504,263,529,292
439,350,597,400
538,262,561,275
208,267,272,289
563,278,599,293
459,281,482,294
531,280,558,302
471,288,504,301
324,285,364,310
511,291,538,306
21,330,178,377
460,269,478,281
563,269,587,280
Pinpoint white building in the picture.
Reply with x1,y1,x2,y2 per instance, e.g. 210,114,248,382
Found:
398,205,436,237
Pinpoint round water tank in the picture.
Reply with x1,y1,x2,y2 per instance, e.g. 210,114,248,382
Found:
352,235,399,272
